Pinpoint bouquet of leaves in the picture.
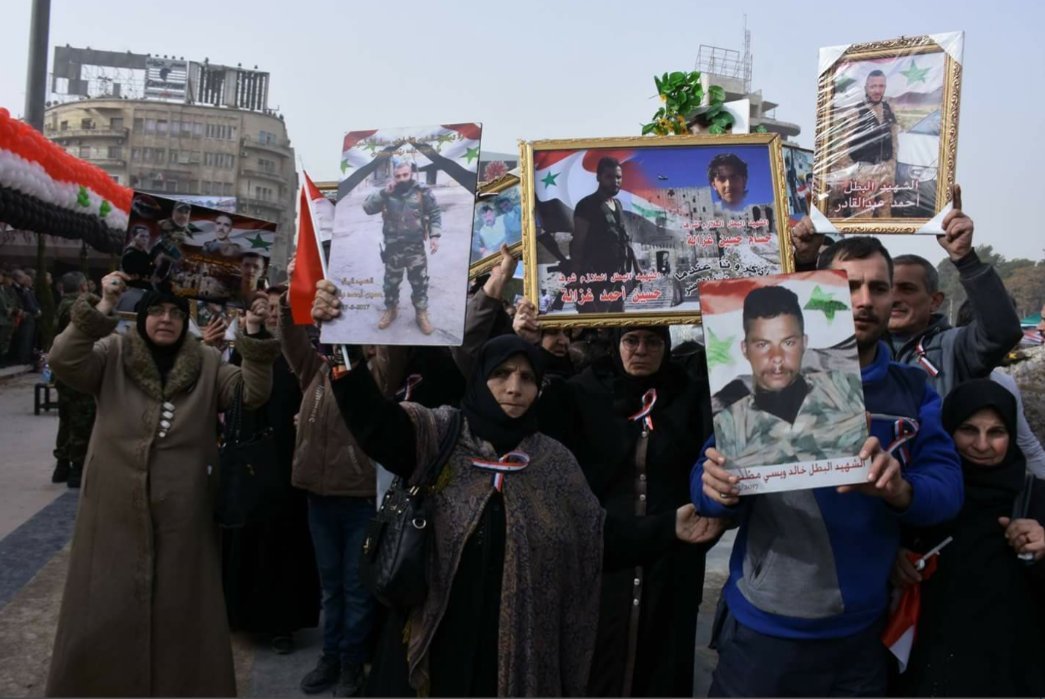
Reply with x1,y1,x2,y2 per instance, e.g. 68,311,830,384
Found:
641,70,735,136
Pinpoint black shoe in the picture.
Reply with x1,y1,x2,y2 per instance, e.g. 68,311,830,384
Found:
333,662,364,698
67,462,83,489
300,655,340,695
51,460,70,484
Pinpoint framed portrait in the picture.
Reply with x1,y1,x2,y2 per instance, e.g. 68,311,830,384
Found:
782,144,813,225
469,172,523,279
124,192,277,307
699,270,870,494
321,124,482,346
520,133,792,328
812,32,963,234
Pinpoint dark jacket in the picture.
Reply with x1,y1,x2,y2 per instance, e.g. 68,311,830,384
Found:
889,252,1022,399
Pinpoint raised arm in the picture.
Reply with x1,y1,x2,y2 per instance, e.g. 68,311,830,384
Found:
49,271,128,395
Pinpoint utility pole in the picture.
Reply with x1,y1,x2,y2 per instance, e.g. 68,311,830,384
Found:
24,0,57,353
23,0,50,130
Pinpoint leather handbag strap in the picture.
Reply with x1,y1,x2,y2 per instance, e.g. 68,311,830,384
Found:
417,410,463,488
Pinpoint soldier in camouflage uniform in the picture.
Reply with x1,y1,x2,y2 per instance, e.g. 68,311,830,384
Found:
714,286,866,468
51,271,96,487
362,161,442,335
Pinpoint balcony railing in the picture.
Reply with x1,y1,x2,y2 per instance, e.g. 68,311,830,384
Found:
241,135,292,155
49,127,130,140
241,168,286,183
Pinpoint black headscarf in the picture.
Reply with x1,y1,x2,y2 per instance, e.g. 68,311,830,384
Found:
461,335,545,455
135,289,190,385
942,378,1025,495
607,325,675,417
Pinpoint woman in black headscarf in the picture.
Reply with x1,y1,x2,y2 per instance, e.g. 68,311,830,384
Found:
893,378,1045,697
324,323,605,696
531,318,722,697
46,272,280,697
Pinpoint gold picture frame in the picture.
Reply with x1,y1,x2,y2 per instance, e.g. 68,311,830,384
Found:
812,32,963,234
520,133,792,328
468,172,523,279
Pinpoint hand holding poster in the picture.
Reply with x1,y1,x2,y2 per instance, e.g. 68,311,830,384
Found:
321,124,482,345
123,192,276,307
699,270,870,494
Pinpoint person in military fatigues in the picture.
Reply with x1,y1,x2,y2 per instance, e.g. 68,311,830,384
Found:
363,160,442,335
51,271,96,487
0,269,18,362
713,285,866,469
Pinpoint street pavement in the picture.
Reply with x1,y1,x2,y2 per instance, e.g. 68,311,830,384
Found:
0,369,733,697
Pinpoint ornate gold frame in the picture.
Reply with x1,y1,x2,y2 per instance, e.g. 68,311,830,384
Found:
812,34,962,234
520,133,792,328
468,172,522,279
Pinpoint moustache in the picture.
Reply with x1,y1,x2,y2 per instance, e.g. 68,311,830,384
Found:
854,312,879,324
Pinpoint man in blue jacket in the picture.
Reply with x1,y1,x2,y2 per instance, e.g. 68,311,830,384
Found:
692,236,963,697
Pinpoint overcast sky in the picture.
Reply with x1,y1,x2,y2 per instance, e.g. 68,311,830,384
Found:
2,0,1042,264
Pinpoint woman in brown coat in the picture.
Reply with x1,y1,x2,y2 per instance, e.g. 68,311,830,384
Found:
45,271,281,698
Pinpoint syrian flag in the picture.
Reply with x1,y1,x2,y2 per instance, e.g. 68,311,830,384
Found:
437,123,482,170
289,171,327,325
531,149,651,233
882,552,939,672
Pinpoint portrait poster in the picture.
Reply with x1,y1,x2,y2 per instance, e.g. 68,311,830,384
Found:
782,144,813,224
699,270,870,494
521,133,791,327
123,192,276,307
812,32,963,234
321,124,482,346
469,172,523,278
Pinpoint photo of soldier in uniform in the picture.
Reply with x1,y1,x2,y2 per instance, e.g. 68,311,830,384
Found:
323,123,482,346
699,270,869,492
783,145,813,224
124,192,276,307
522,134,789,326
814,33,963,232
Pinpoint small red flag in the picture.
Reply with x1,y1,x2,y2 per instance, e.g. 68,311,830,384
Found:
290,172,326,325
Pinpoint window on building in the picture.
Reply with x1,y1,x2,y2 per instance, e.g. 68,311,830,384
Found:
60,121,68,131
169,149,178,163
157,120,168,135
229,126,237,140
202,180,212,194
81,118,94,130
133,118,142,132
170,119,180,135
259,158,277,173
110,117,124,130
108,146,122,159
223,182,233,196
79,146,91,158
131,147,141,162
166,181,179,193
188,151,201,164
256,186,273,201
150,179,165,190
145,119,157,134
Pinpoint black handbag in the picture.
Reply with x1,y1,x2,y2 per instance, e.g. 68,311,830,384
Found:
216,383,281,528
360,410,462,609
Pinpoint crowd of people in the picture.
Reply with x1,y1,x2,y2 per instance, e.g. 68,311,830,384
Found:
30,186,1045,698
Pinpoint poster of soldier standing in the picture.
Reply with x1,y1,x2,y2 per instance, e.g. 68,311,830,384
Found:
699,270,870,494
321,124,482,346
123,192,276,307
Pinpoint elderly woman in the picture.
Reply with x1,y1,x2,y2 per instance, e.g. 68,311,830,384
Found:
893,378,1045,697
45,271,280,698
311,280,712,697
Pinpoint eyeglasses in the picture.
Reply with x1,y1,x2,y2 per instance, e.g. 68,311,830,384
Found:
146,305,187,321
621,335,664,350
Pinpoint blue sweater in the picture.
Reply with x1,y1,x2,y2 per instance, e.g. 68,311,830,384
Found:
691,342,962,639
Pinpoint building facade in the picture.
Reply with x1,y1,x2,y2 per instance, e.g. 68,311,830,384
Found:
41,99,297,281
